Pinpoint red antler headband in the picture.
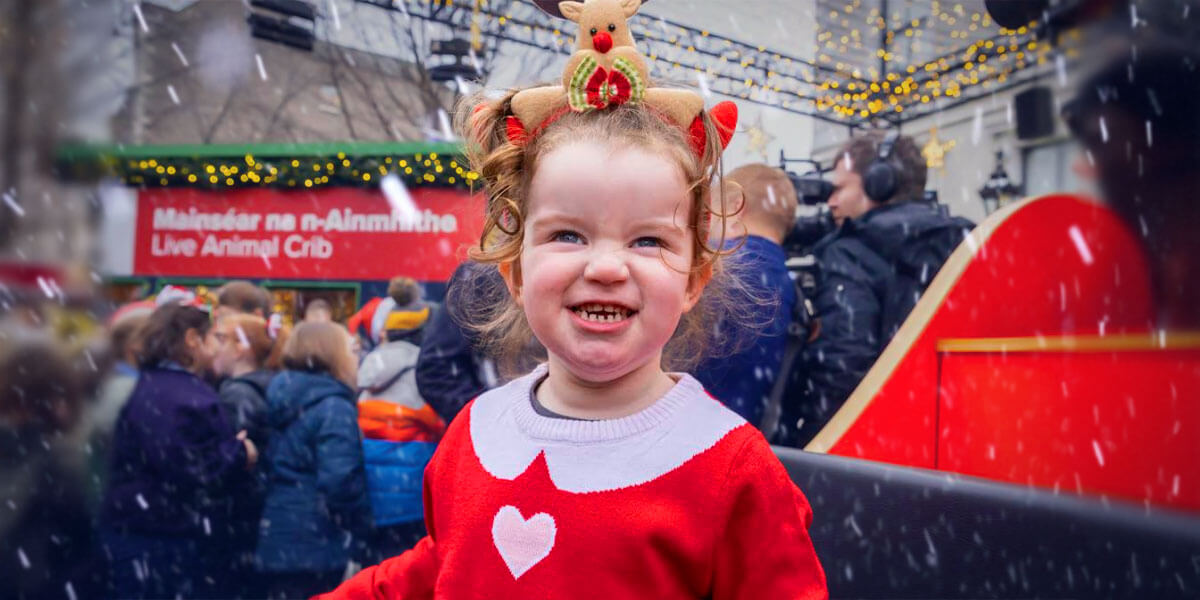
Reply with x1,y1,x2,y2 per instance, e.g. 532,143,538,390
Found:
480,0,738,158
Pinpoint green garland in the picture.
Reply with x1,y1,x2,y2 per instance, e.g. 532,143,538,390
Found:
56,143,479,191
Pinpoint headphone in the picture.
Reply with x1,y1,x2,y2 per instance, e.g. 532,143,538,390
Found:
863,131,901,204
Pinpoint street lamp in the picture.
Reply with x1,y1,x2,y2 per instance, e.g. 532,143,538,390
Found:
978,150,1022,215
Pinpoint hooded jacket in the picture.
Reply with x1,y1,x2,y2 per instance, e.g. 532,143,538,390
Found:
358,336,442,528
256,370,372,572
778,201,973,446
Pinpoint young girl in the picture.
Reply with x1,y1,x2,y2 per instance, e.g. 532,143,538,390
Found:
256,321,372,599
210,312,286,449
321,1,826,596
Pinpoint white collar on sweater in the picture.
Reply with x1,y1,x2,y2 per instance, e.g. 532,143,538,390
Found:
469,364,746,494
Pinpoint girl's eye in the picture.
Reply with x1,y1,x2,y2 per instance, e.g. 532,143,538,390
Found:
552,231,583,244
607,23,616,32
633,237,663,248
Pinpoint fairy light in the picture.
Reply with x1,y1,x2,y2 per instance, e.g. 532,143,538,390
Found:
67,145,479,191
807,0,1048,122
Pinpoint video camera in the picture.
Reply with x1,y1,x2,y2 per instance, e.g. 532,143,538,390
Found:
780,154,833,206
781,150,943,208
777,153,835,261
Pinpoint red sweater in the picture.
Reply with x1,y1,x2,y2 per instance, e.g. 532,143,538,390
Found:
321,365,827,599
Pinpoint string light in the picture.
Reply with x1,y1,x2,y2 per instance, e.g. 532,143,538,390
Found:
57,144,479,191
812,0,1046,121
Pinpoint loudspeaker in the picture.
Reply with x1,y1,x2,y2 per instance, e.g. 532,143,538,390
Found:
984,0,1049,29
1014,86,1056,140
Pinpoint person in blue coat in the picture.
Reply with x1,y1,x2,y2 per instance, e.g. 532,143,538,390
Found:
357,277,443,566
101,302,258,599
693,164,800,427
256,321,372,599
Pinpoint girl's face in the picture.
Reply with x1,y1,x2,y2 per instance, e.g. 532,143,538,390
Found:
184,326,215,375
207,318,251,377
507,141,709,384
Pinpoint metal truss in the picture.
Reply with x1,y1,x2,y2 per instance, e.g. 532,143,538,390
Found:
353,0,1048,129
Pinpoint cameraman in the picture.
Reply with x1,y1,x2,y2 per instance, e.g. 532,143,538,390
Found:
775,130,973,447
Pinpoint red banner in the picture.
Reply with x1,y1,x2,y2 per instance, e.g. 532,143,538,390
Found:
134,186,485,281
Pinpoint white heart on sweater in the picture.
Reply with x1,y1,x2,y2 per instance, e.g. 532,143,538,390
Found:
491,505,557,579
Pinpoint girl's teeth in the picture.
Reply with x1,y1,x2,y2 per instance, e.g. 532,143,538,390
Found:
573,307,629,322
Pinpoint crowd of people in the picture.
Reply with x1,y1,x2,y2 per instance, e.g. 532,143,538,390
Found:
0,276,460,598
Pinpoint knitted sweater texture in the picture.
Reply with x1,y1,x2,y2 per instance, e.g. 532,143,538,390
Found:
321,364,827,599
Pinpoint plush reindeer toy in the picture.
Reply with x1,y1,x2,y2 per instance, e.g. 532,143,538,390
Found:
498,0,738,157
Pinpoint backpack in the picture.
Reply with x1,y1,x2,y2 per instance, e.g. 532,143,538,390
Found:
356,341,444,527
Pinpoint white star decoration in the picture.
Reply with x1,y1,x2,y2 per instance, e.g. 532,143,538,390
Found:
742,112,776,161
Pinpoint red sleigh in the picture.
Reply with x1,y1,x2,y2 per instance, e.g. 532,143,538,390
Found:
801,193,1200,513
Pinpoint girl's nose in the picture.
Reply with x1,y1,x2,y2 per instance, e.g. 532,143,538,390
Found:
583,250,629,283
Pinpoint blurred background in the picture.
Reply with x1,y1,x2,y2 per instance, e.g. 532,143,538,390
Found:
2,0,1199,598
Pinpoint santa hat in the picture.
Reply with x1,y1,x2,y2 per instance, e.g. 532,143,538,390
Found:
155,285,200,308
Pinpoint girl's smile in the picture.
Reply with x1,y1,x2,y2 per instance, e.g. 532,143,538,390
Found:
568,301,637,335
505,140,709,412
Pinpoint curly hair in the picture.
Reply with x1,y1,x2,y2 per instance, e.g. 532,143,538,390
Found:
451,91,764,377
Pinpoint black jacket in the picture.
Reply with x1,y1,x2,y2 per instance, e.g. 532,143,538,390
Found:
416,262,502,423
217,369,275,448
216,369,275,572
777,202,974,446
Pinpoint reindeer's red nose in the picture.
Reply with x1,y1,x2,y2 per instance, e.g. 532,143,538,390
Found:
592,32,613,53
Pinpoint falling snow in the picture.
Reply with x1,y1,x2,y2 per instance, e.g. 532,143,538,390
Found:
255,53,269,81
1,3,1197,599
1068,225,1094,265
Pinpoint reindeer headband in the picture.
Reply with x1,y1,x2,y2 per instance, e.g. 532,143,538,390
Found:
480,0,738,158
